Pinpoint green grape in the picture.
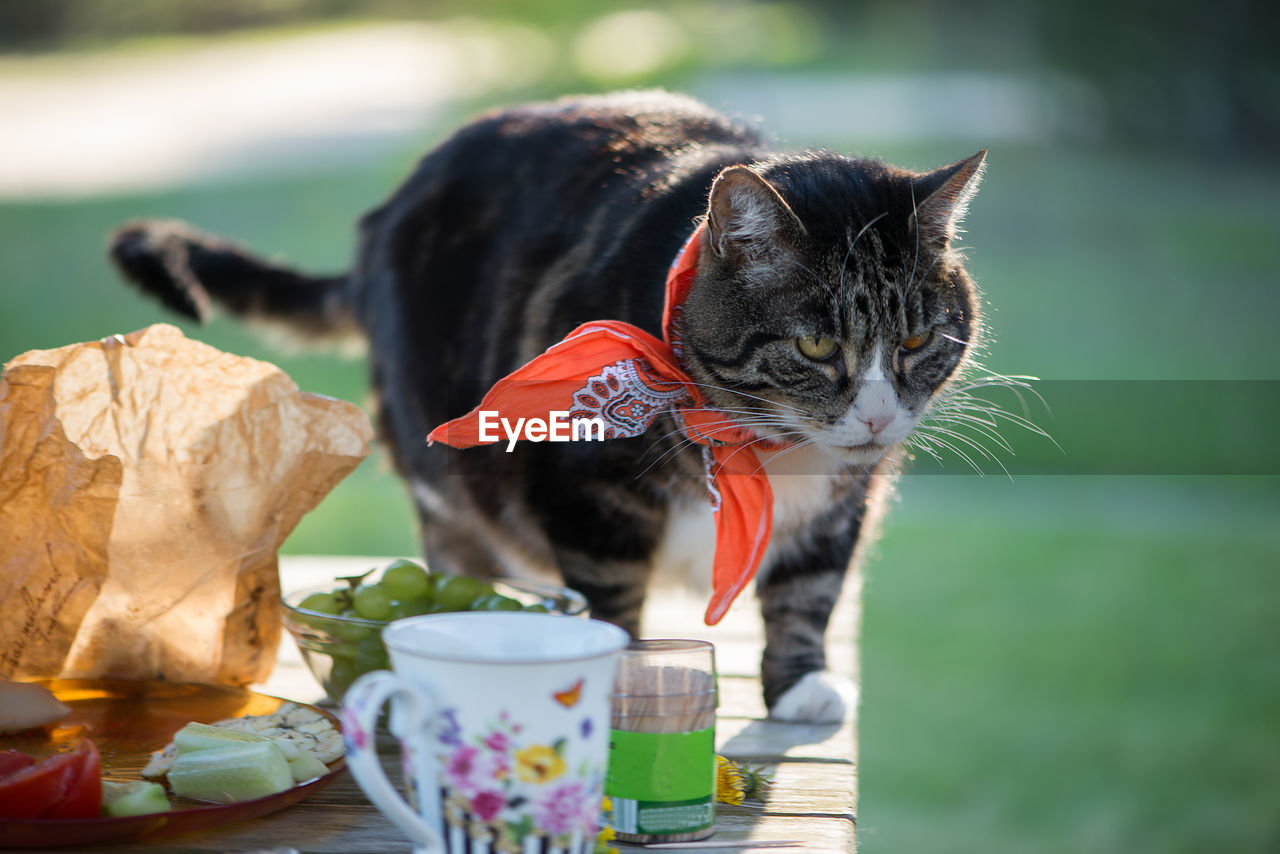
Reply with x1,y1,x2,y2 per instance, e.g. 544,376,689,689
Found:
356,633,384,655
326,656,360,699
298,591,343,614
389,596,432,619
352,584,393,620
522,603,550,613
381,560,432,601
355,634,390,671
473,593,522,611
355,648,390,675
331,611,377,643
433,575,494,611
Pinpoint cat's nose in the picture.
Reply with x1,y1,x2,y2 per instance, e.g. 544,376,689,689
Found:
862,412,893,435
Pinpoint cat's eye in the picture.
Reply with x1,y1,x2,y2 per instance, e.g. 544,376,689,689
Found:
796,336,839,361
901,331,933,352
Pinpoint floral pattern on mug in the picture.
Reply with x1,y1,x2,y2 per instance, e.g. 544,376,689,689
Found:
437,704,604,850
533,780,597,836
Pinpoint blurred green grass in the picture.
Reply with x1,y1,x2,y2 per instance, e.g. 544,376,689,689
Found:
862,475,1280,853
1,130,1277,852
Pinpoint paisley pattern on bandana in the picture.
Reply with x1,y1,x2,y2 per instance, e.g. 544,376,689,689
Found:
567,359,690,439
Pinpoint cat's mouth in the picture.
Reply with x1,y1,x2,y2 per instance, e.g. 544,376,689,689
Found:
826,439,892,464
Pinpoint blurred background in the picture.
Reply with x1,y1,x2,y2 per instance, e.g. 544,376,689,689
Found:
1,1,1276,851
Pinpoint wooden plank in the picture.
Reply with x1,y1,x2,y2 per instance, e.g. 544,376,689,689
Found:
718,675,768,719
715,760,856,820
76,813,858,854
638,577,862,642
83,801,410,853
614,814,856,854
637,581,859,679
717,717,856,763
710,639,856,682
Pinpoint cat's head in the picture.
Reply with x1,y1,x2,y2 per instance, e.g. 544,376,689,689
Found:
681,150,986,466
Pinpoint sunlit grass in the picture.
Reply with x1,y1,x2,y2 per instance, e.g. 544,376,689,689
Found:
859,475,1280,853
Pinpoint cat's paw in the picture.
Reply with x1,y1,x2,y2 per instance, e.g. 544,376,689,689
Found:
769,672,856,724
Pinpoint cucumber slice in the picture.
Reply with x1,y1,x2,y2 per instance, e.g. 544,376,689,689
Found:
173,722,270,752
101,780,170,816
270,736,301,761
168,741,293,803
287,750,329,783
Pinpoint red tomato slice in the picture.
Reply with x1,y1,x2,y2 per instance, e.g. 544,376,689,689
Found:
0,740,101,820
0,750,35,780
41,739,102,819
0,752,75,818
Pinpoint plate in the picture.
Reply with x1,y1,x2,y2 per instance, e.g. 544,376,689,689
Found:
0,679,346,848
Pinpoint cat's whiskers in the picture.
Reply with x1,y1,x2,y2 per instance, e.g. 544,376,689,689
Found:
645,414,798,454
905,364,1058,476
636,425,802,481
637,410,802,478
924,413,1016,455
902,433,946,466
950,370,1052,422
934,400,1041,443
669,405,800,438
911,424,993,476
935,369,1057,448
676,380,806,415
718,429,815,475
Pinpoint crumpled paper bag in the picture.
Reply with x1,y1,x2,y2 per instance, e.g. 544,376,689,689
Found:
0,323,373,686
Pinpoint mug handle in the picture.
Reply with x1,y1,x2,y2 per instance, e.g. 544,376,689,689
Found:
342,670,445,853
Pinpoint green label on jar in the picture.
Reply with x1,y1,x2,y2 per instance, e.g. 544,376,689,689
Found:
606,726,715,804
608,795,715,836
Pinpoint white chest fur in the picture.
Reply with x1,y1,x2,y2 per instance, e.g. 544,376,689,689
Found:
651,444,845,589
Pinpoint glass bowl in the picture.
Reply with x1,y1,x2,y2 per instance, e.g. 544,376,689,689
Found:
282,577,589,702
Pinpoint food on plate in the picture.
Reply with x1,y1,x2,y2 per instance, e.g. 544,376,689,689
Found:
0,687,343,826
0,680,72,734
285,750,329,783
142,703,342,804
100,780,170,817
0,750,35,777
168,722,328,785
0,739,101,819
168,738,295,804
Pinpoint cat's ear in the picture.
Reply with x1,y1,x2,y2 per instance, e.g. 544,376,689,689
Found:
911,150,987,246
706,166,806,260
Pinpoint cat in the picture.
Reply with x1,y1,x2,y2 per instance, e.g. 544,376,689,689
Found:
109,90,986,724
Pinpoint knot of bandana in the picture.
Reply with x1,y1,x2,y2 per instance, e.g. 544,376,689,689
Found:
427,225,778,625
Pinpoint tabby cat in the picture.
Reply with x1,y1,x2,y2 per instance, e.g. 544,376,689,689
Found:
110,90,986,723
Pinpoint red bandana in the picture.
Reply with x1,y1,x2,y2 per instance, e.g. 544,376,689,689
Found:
428,226,777,625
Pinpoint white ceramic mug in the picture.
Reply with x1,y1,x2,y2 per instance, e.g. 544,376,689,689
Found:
342,612,629,854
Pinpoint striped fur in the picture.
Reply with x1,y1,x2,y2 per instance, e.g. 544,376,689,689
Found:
108,91,987,721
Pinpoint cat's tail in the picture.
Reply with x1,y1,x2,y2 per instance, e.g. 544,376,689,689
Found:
108,219,359,341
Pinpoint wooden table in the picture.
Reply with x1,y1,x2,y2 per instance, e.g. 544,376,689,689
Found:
50,557,860,853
